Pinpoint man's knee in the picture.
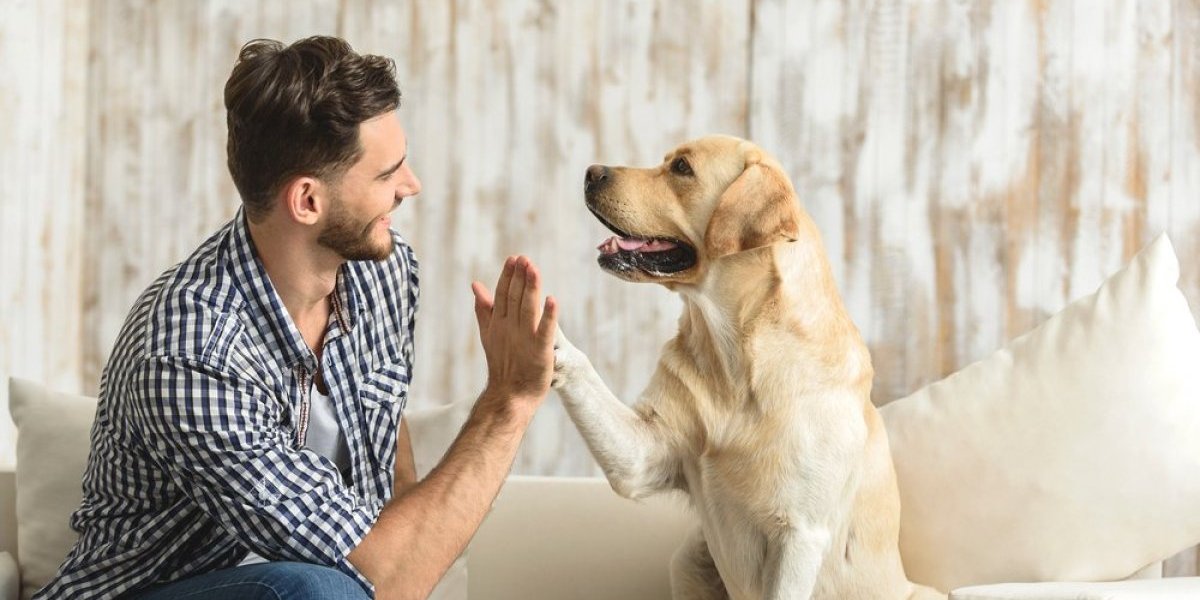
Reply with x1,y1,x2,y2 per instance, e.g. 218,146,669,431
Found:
267,562,369,599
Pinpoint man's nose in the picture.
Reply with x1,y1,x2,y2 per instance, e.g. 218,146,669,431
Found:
400,173,421,199
585,165,610,194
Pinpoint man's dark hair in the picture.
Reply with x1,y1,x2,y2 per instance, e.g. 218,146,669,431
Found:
224,36,401,221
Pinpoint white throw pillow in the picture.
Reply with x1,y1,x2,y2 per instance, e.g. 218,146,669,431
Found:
8,377,95,600
405,401,469,479
404,401,470,600
949,577,1200,600
880,234,1200,592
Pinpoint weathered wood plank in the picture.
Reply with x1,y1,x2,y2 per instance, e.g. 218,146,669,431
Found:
80,0,343,391
1171,0,1200,328
0,0,89,468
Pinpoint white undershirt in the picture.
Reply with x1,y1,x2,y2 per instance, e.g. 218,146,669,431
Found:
305,383,351,477
239,383,350,566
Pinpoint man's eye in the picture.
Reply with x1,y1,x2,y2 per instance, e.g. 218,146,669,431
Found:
671,157,694,176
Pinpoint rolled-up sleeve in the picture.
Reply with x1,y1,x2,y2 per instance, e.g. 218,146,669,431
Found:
128,354,382,591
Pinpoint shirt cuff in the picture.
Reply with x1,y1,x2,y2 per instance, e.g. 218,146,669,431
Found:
332,496,386,596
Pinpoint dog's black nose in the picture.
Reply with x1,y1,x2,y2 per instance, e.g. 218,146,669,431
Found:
585,164,610,194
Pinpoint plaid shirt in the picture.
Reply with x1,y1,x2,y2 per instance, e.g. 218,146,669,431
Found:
36,209,418,599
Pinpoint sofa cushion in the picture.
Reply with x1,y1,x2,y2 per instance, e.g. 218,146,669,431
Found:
8,377,95,600
469,476,694,600
880,234,1200,592
950,577,1200,599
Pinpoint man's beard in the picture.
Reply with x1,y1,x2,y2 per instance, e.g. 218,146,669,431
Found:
317,192,394,262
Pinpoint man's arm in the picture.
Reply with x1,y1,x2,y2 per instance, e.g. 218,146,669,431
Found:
349,255,557,600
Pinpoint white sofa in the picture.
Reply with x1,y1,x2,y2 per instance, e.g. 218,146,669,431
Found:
0,469,1182,600
5,234,1200,600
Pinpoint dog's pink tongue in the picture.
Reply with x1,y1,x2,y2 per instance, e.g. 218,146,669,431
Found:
618,238,678,251
597,236,678,254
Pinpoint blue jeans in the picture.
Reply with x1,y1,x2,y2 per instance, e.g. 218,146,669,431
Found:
125,561,370,600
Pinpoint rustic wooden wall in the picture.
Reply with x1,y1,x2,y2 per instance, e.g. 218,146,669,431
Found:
64,0,754,478
0,0,89,469
753,0,1200,403
4,0,1200,569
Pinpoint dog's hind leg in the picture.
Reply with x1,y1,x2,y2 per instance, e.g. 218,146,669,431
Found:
552,327,678,499
670,528,729,600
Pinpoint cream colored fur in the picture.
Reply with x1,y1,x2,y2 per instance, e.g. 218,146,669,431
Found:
553,136,944,600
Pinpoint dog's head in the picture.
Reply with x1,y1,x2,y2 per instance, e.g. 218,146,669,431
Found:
584,135,803,285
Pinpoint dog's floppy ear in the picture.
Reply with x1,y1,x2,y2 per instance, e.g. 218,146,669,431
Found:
704,150,801,258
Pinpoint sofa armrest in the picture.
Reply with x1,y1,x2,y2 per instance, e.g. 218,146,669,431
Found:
0,551,18,600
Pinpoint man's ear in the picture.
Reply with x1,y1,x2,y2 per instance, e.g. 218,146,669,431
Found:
281,176,323,225
704,152,801,259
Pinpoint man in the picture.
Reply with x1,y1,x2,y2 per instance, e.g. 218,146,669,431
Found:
36,36,557,600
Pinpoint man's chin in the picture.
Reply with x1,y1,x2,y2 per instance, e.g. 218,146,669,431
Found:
321,235,393,262
342,241,393,262
318,217,395,262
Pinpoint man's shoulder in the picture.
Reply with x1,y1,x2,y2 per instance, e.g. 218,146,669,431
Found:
126,223,248,361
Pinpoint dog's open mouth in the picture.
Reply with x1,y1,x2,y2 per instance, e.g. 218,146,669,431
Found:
589,207,697,276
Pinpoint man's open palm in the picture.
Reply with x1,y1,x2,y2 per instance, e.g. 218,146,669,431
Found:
470,255,558,403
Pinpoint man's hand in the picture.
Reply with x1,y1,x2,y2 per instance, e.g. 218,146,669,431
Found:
351,256,558,598
470,255,558,408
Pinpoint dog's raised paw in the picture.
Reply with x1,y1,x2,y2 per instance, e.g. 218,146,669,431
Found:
551,327,588,389
552,349,573,388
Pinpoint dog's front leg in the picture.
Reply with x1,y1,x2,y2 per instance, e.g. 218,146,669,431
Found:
553,328,676,499
763,525,830,600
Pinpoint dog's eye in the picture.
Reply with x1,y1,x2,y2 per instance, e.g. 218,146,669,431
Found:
671,157,694,177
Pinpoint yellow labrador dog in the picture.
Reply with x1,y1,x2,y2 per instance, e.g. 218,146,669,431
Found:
552,136,944,600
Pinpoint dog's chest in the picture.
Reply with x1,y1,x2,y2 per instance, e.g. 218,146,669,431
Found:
681,429,796,521
676,396,865,596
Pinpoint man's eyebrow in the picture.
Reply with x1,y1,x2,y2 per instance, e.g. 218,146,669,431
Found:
376,155,407,180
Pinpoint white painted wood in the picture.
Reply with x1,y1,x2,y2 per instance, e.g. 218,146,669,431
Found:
1171,0,1200,330
80,0,344,389
69,0,749,478
753,0,1199,404
0,0,89,469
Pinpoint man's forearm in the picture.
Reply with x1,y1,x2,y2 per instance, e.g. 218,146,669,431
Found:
350,391,535,599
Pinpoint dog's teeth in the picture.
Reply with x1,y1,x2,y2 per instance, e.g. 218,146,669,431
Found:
597,237,622,255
